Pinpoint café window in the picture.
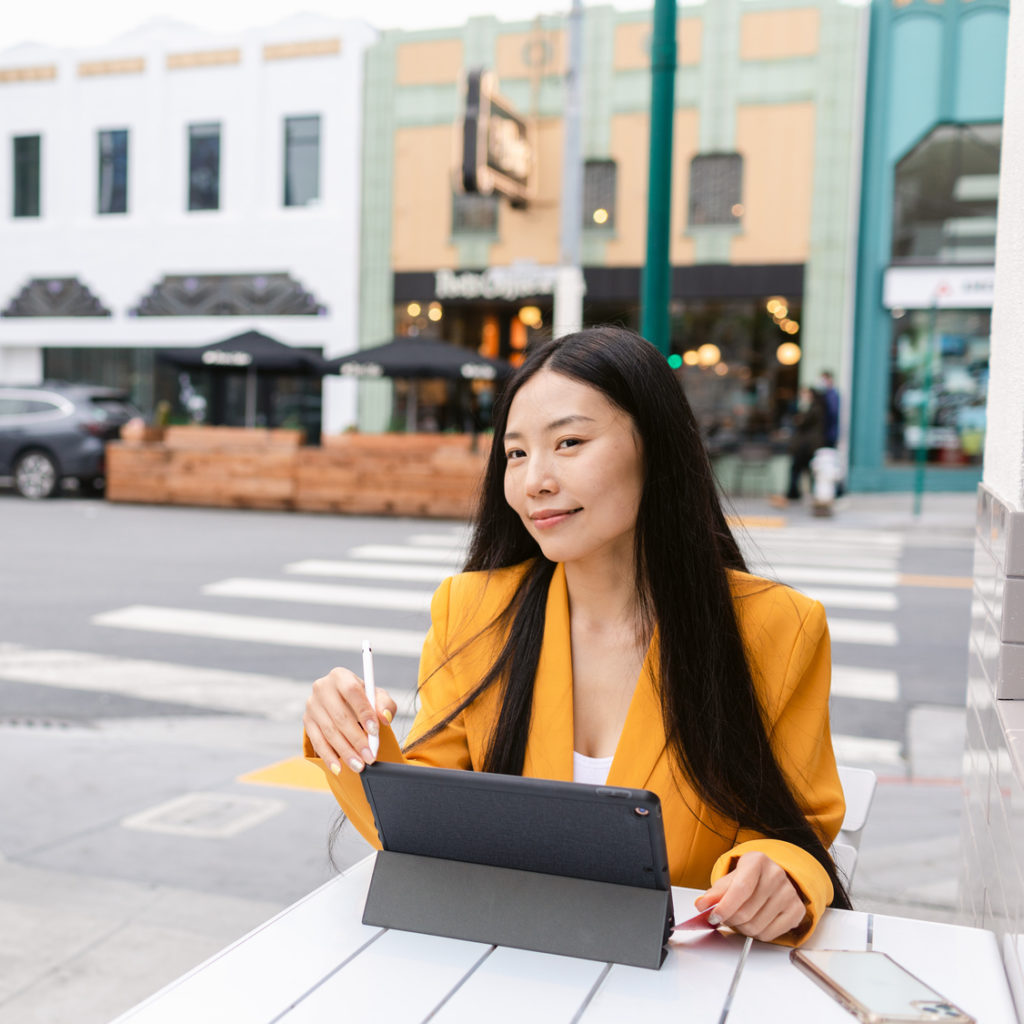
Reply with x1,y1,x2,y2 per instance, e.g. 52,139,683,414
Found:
688,153,743,227
452,190,499,234
583,159,616,229
13,135,41,218
283,115,320,207
892,123,1001,265
887,308,989,467
98,129,129,215
188,123,221,212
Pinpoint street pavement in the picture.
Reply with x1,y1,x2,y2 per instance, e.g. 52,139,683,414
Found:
0,489,978,1023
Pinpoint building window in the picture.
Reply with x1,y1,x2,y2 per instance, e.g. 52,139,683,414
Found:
583,159,616,229
13,135,41,218
452,190,498,234
98,129,129,215
188,123,221,211
688,153,743,227
892,122,1001,265
283,115,320,207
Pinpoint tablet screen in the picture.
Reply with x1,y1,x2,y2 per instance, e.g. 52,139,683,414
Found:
361,761,671,891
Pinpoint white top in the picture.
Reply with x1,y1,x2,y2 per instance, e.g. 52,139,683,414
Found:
572,750,615,786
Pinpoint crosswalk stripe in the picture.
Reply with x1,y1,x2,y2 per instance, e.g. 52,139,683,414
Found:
797,587,898,612
832,734,903,766
831,666,900,702
769,566,901,588
828,617,899,646
744,528,904,547
203,578,434,612
285,559,452,584
92,606,427,657
406,533,469,550
349,544,463,565
743,550,899,571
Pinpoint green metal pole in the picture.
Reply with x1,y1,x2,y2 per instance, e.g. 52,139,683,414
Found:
640,0,677,356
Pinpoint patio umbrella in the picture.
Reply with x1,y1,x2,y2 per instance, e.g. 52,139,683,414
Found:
324,337,512,431
159,330,326,427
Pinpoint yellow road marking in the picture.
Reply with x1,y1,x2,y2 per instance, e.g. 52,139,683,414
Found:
726,515,787,529
898,574,973,590
238,755,330,792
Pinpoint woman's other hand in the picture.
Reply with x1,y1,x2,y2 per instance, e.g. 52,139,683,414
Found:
694,851,807,942
303,667,398,776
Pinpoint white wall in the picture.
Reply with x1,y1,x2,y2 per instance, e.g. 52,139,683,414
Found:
983,0,1024,508
0,14,374,430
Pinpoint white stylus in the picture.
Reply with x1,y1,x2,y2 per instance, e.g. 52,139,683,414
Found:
361,640,379,758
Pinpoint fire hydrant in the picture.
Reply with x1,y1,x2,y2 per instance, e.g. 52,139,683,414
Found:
810,447,840,517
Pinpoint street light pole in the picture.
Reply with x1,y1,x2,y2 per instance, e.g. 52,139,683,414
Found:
553,0,585,339
640,0,677,356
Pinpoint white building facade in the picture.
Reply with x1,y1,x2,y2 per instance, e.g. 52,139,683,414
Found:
0,14,374,436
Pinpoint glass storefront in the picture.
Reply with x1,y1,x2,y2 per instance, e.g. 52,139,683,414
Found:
887,308,989,466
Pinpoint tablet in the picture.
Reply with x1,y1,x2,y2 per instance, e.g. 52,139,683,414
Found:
360,760,672,892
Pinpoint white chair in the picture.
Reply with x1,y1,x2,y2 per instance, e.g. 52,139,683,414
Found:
829,765,878,886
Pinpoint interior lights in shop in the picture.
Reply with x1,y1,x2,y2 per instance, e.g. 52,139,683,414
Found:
667,353,683,369
683,350,700,366
731,204,744,217
427,303,443,322
518,305,543,328
713,362,729,376
592,208,609,225
776,342,802,365
780,319,800,335
407,302,422,317
766,296,787,315
697,343,721,367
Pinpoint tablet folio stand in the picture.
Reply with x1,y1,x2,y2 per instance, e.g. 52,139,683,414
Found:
359,763,674,970
363,850,674,969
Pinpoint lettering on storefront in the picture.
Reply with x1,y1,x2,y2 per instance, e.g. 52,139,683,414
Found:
435,267,558,302
202,351,253,366
883,267,996,309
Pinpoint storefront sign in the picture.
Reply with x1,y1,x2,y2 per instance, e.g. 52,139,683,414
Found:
435,266,559,302
202,351,253,366
883,266,995,309
459,69,533,204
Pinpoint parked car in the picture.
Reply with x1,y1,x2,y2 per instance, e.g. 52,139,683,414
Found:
0,383,141,498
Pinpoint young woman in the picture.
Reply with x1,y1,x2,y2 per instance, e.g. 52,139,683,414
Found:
303,326,850,946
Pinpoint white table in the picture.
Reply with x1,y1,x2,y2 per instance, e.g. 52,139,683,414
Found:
113,855,1017,1023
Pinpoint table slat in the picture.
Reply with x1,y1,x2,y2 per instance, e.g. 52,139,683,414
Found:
280,928,492,1022
429,945,607,1023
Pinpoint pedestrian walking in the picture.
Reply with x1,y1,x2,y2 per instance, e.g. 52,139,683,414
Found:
303,326,850,947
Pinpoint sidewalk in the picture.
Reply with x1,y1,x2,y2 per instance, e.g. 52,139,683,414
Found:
0,492,979,1023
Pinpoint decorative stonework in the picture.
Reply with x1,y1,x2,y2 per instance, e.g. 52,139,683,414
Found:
263,39,341,61
0,65,57,83
1,277,111,317
78,58,145,77
131,273,326,316
166,49,241,70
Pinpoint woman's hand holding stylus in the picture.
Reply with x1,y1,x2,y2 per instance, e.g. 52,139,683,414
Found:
304,666,398,776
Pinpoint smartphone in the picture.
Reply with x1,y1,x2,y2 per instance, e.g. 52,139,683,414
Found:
790,949,976,1023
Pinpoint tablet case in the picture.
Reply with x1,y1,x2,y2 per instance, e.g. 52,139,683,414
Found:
360,762,675,969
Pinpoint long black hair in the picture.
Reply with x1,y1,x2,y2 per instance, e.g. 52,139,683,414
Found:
409,326,850,909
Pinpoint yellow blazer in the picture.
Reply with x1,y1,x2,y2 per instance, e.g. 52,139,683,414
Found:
304,562,845,946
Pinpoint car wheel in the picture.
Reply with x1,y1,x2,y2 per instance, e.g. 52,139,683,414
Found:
14,450,59,499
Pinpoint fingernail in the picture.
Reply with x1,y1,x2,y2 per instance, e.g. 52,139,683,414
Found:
348,758,364,773
382,709,393,724
708,913,722,927
366,719,379,737
361,747,374,763
330,762,342,776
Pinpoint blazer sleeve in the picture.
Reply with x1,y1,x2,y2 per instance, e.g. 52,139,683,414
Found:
709,598,845,946
302,575,475,846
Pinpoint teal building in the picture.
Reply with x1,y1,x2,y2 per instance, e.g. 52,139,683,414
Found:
850,0,1009,491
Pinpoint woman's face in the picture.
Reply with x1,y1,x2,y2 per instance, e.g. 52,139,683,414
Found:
502,369,644,570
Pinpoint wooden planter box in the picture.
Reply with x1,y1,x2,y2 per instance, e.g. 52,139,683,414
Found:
105,430,491,518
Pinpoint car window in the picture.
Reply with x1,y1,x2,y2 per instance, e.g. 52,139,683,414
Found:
23,399,62,416
0,398,28,416
87,397,140,421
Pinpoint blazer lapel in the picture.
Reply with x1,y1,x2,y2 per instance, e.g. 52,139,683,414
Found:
522,563,575,782
606,630,667,790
